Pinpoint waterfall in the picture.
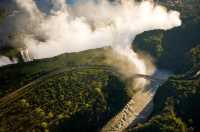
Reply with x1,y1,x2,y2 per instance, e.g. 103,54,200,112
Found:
20,48,33,62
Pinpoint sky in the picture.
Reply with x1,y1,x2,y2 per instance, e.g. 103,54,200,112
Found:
34,0,77,13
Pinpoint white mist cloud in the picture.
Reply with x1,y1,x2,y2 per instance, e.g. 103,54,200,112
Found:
9,0,181,60
0,0,181,89
0,56,17,67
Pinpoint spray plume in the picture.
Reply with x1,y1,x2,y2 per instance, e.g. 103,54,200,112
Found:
0,56,17,67
0,0,181,89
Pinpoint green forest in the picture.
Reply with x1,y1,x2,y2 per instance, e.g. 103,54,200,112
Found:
127,0,200,131
0,66,129,132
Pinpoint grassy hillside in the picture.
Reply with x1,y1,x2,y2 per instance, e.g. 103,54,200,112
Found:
0,48,130,132
0,67,129,132
0,48,110,97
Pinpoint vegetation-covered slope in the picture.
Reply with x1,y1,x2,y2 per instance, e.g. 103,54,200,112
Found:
127,68,200,132
0,41,130,131
0,67,129,132
0,48,109,97
127,0,200,131
134,0,200,73
127,47,200,132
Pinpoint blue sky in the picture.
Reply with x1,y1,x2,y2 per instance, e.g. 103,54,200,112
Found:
35,0,77,13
